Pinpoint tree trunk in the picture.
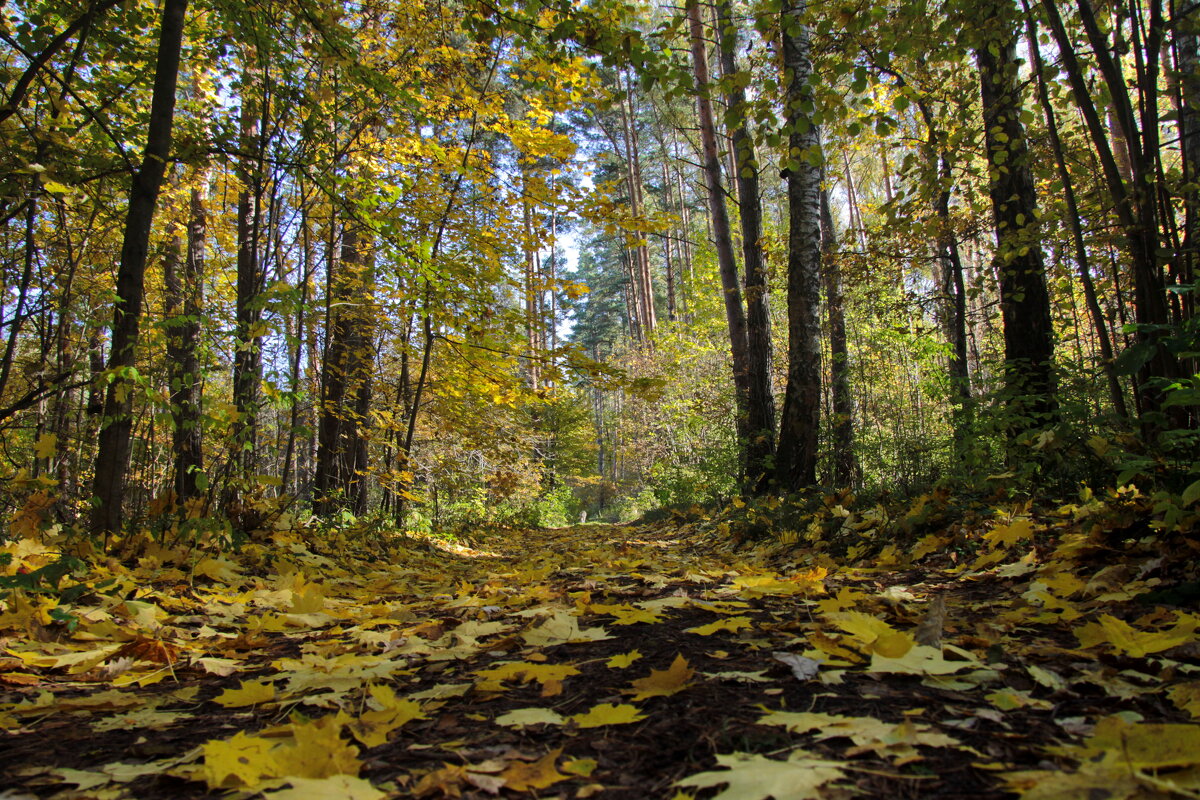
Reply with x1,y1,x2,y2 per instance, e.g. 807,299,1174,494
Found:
1022,3,1129,422
775,0,824,491
661,160,678,322
164,181,206,501
686,0,755,483
820,188,856,487
232,91,263,484
974,3,1057,426
314,225,376,516
90,0,188,535
1041,0,1180,421
717,0,777,492
913,98,973,435
618,73,656,340
1175,12,1199,326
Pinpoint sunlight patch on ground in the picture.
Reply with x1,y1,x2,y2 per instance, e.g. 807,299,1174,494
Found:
625,538,679,549
400,532,505,559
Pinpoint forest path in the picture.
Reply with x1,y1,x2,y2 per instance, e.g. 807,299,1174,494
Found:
0,517,1195,798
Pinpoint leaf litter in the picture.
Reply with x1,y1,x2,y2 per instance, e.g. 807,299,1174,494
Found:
1,486,1199,798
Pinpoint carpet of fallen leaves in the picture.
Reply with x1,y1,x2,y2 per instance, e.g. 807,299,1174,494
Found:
2,488,1200,800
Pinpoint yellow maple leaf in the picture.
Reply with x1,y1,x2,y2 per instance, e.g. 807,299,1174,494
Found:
1071,716,1200,768
815,586,869,615
827,611,896,650
500,748,568,792
493,707,565,728
562,758,598,777
1038,571,1086,598
521,610,610,646
33,433,57,460
607,605,663,625
202,731,278,789
806,631,863,665
571,702,645,728
1003,758,1140,800
731,569,825,599
349,685,425,747
213,680,276,708
192,556,242,583
473,661,580,696
1076,613,1197,658
1169,683,1200,719
607,650,642,669
274,715,362,779
686,616,754,636
289,581,327,614
757,710,847,735
264,775,385,800
626,654,694,701
869,644,977,675
983,519,1036,548
676,751,845,799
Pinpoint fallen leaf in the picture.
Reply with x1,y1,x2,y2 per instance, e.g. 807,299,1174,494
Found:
348,685,425,747
499,748,568,792
676,751,845,800
493,708,566,728
984,519,1036,548
571,702,645,728
687,616,754,636
213,679,276,708
772,652,821,681
202,731,278,790
265,775,385,800
607,650,642,669
626,654,695,701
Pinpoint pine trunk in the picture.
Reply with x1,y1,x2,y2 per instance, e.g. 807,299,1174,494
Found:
686,0,754,475
717,0,777,492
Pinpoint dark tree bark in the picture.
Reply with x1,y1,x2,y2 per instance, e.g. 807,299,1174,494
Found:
0,184,38,402
820,187,857,487
660,160,678,322
717,0,777,493
232,92,264,482
314,225,375,516
686,0,755,484
775,0,824,491
1041,0,1181,421
1022,3,1129,422
913,99,972,435
1175,10,1199,326
974,4,1057,426
90,0,188,535
163,182,206,501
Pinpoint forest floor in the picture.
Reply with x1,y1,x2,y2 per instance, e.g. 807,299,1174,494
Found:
1,496,1199,799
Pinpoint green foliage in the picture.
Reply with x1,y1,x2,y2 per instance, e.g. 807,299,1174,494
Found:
433,484,584,532
0,553,112,607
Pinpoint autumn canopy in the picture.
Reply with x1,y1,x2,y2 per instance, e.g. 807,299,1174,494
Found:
0,0,1198,794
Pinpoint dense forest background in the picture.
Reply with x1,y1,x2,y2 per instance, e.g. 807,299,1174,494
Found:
0,0,1197,541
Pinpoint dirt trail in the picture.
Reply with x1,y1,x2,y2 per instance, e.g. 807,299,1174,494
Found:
1,519,1194,798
